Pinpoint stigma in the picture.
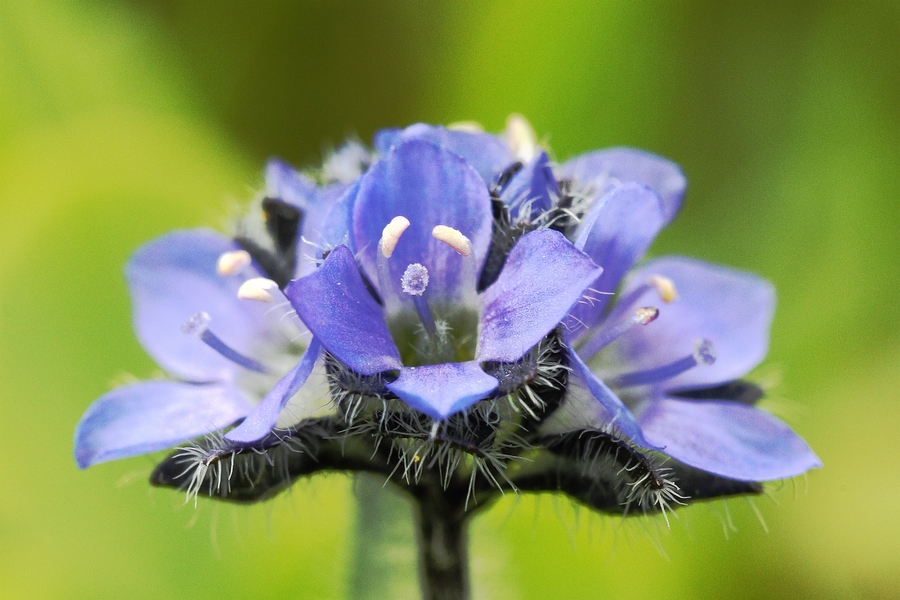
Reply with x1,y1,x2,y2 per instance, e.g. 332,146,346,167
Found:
401,263,430,296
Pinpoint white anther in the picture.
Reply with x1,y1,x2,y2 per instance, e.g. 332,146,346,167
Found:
432,225,472,257
648,275,678,303
447,121,484,133
380,216,410,258
634,307,659,325
237,277,278,302
401,263,429,296
505,113,538,162
216,250,252,276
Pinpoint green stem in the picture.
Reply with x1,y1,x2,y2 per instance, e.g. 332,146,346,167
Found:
411,485,471,600
348,474,417,599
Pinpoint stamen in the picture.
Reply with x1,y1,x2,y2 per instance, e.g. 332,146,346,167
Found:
237,277,278,302
609,339,715,388
578,307,659,361
216,250,251,276
505,113,538,162
432,225,472,256
401,263,437,336
614,275,679,315
182,312,268,373
379,216,410,258
648,275,678,303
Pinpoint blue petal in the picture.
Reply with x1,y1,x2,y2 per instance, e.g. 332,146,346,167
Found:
266,158,351,278
353,139,492,301
318,181,359,252
566,184,666,336
74,381,251,468
567,349,658,449
285,245,401,375
638,398,822,481
385,361,499,419
501,151,556,220
613,257,775,390
127,230,293,383
477,229,602,363
560,147,686,224
225,338,323,443
374,124,513,183
265,158,318,208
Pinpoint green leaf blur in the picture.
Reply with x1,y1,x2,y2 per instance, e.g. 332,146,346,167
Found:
1,1,897,598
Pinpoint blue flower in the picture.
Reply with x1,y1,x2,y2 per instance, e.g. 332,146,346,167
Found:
75,117,819,515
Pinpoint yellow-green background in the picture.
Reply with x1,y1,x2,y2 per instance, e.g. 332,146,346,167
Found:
1,1,898,598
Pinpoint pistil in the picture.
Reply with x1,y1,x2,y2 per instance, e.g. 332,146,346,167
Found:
609,339,715,388
182,311,268,373
402,263,437,337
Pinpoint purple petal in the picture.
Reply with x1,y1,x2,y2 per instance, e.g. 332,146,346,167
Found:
638,398,822,481
560,147,686,224
613,257,775,390
477,229,602,363
353,139,492,301
501,151,557,219
374,124,514,183
286,245,401,375
74,381,251,468
567,350,658,449
225,339,322,443
566,184,666,336
385,361,498,419
127,230,293,382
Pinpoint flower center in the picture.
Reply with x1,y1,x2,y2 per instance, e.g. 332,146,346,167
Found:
379,216,479,367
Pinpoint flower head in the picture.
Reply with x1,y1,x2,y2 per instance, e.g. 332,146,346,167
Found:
75,116,820,519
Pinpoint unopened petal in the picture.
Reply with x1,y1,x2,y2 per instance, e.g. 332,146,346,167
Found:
500,151,557,220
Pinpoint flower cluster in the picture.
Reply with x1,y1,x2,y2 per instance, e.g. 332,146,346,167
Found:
75,116,820,518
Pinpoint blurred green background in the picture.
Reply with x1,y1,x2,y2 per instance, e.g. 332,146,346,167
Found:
1,1,898,598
